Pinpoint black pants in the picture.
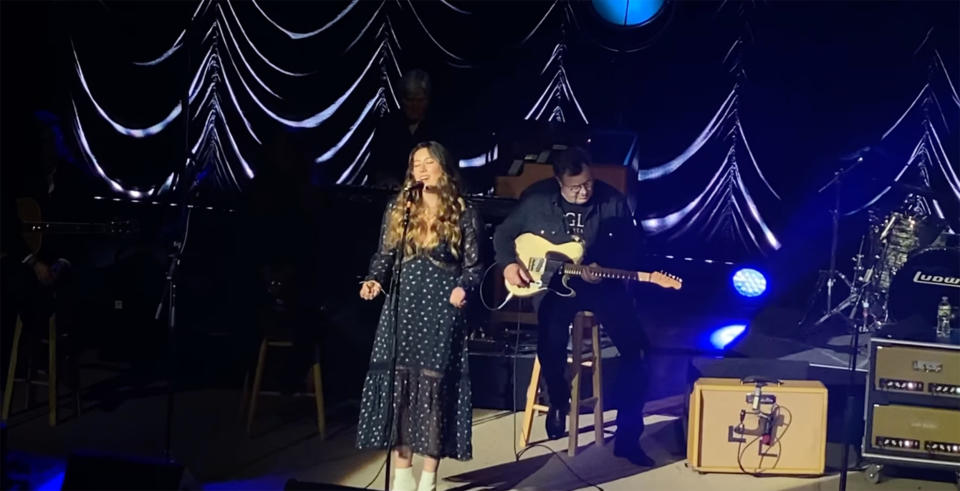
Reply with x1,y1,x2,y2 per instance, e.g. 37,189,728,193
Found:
535,278,649,440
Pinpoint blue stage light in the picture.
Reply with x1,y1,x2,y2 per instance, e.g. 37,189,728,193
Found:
732,268,767,297
592,0,665,27
37,472,65,491
709,324,747,350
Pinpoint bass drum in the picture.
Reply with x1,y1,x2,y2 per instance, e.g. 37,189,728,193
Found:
887,247,960,324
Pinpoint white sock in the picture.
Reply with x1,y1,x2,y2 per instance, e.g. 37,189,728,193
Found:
417,470,437,491
393,466,416,491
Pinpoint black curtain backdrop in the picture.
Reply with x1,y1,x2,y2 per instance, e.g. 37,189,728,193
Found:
2,0,958,265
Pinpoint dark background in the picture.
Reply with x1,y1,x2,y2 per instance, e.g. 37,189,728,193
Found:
3,0,957,246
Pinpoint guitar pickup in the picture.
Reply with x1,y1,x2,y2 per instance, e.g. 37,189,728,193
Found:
526,257,546,274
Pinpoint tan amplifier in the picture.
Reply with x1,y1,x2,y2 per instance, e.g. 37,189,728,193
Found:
864,404,960,466
873,341,960,398
687,378,827,475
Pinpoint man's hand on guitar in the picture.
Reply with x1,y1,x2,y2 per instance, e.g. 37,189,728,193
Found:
504,263,532,287
359,280,382,300
580,262,602,284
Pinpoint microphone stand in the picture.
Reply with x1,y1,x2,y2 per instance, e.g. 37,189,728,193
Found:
154,198,194,462
153,13,195,463
384,187,417,491
815,154,867,491
836,302,865,491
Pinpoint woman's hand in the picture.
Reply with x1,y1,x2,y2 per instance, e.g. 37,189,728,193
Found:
449,286,467,308
359,280,382,300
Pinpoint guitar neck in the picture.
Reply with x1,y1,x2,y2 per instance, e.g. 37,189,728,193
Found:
23,222,111,234
561,264,650,282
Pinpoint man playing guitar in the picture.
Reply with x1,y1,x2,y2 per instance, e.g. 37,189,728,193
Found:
1,111,77,390
493,147,654,466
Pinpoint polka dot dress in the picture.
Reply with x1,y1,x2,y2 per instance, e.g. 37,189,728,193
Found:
356,201,482,461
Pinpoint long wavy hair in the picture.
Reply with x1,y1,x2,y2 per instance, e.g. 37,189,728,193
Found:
384,141,466,258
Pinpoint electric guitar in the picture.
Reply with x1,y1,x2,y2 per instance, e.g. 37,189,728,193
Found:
504,233,683,298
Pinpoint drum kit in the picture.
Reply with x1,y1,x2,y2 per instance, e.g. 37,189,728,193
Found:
805,197,959,334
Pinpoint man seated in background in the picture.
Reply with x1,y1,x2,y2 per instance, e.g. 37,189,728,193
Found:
1,110,81,391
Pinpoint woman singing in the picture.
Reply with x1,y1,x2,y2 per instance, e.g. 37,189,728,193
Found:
357,142,482,491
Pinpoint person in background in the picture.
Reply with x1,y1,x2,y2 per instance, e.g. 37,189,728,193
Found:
1,110,80,392
367,70,448,189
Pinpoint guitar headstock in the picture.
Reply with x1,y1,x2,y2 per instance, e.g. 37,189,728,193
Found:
651,271,682,290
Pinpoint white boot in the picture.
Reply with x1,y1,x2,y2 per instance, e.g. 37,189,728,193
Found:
417,470,437,491
393,466,416,491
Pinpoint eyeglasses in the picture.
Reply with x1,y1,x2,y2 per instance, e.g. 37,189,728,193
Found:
562,180,593,193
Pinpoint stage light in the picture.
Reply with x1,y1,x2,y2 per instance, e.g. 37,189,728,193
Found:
37,472,65,491
709,324,747,350
732,268,767,297
592,0,665,27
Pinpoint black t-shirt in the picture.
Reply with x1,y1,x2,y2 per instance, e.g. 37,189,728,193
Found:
559,198,591,240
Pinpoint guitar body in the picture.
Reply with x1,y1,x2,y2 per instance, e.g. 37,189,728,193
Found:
507,233,585,298
503,233,683,300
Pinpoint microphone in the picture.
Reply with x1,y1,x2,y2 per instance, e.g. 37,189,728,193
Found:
403,181,425,201
403,181,425,192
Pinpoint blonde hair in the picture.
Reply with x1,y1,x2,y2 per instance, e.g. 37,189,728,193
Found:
384,142,465,257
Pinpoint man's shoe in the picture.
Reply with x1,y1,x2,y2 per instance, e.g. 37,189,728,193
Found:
545,407,566,440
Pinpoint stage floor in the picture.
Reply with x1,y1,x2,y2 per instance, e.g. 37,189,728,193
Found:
5,387,955,490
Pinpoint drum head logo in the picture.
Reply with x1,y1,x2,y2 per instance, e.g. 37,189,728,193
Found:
913,271,960,288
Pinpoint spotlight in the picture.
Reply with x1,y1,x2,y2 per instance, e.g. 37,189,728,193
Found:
709,324,747,350
592,0,665,26
732,268,767,297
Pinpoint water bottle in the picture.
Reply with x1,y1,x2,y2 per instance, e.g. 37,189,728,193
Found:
937,297,952,337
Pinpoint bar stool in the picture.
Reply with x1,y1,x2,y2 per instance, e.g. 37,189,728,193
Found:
243,336,326,438
520,311,605,456
2,314,80,426
242,266,325,438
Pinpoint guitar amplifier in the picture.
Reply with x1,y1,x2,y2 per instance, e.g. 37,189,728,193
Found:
687,378,827,475
871,339,960,401
863,404,960,465
863,338,960,469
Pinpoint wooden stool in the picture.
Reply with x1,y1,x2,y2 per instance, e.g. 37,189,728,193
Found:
2,314,79,427
519,311,604,456
243,337,326,439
